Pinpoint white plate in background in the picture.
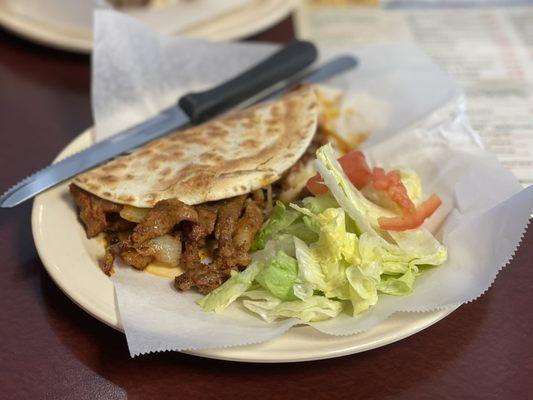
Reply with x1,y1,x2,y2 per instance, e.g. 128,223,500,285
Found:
0,0,296,53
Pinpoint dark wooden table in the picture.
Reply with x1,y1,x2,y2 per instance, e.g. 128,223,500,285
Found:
0,15,532,400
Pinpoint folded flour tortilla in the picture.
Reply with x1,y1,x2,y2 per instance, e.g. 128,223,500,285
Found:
73,85,318,207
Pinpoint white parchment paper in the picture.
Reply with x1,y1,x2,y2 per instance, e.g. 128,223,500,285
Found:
92,11,533,356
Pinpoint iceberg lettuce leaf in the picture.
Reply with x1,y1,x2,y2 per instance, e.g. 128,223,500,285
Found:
252,201,300,250
302,193,339,214
346,263,380,315
377,268,417,296
314,144,394,246
197,239,295,313
253,201,318,250
256,251,298,301
242,289,343,323
293,237,326,300
389,229,448,267
197,261,263,313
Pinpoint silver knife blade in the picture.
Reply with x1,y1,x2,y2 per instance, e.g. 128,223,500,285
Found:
250,55,358,105
0,55,357,208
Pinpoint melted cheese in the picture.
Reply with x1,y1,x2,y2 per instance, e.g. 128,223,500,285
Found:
145,262,183,278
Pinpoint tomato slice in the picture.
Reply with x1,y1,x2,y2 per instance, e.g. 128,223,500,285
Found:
339,151,373,189
306,150,372,195
386,173,416,213
369,168,415,213
371,167,388,190
378,194,442,231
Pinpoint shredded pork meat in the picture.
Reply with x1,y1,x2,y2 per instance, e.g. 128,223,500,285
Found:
213,195,247,259
233,201,263,252
131,199,198,244
70,185,135,238
94,191,263,293
174,197,263,294
182,205,218,271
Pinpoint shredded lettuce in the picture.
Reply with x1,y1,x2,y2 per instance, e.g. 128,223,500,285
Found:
346,263,380,315
290,206,361,300
241,289,343,323
315,208,360,266
280,221,319,244
198,239,293,312
252,201,300,250
198,143,447,322
357,230,446,298
252,201,317,250
302,193,339,214
314,144,394,241
256,251,298,301
377,269,417,296
293,237,326,300
389,229,447,267
197,261,262,312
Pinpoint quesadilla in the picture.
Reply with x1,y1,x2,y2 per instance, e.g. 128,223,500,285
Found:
71,85,328,294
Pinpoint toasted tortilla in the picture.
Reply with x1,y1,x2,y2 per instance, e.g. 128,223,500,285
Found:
73,85,318,208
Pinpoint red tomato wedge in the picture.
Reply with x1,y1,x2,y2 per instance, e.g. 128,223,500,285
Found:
305,150,441,231
378,194,442,231
340,151,373,189
371,167,388,190
372,168,416,214
306,150,372,195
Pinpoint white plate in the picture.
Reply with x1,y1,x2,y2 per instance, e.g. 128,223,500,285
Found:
32,129,458,363
0,0,295,53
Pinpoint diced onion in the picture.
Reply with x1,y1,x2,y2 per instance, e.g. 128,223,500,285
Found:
146,235,182,267
120,205,150,223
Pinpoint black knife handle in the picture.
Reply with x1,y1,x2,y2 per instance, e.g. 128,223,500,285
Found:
178,40,318,124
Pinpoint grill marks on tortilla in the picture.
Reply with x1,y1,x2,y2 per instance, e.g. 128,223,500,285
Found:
73,85,318,208
118,195,135,203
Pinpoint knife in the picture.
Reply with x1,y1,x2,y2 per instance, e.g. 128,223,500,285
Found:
0,52,358,208
247,55,357,106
